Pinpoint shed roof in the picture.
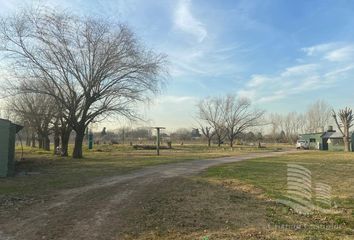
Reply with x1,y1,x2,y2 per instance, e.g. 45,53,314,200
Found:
321,131,343,139
0,118,23,133
300,132,324,136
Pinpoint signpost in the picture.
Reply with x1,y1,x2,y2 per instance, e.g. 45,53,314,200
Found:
88,131,93,149
154,127,165,156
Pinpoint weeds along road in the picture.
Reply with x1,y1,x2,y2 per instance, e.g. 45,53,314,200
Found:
0,150,296,240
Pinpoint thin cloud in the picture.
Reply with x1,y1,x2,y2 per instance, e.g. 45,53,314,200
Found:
258,94,285,103
301,43,338,56
157,95,197,104
247,75,269,88
302,42,354,62
166,40,250,79
174,0,207,42
238,43,354,103
324,65,354,77
281,64,318,77
237,89,257,99
324,46,354,62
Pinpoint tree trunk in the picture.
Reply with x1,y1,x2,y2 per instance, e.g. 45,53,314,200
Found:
54,133,60,154
43,134,50,151
26,133,31,146
230,139,233,148
38,135,43,149
73,128,85,158
344,137,350,152
53,121,60,154
31,132,36,148
26,136,31,146
217,136,221,147
207,138,211,147
61,128,71,157
344,126,350,152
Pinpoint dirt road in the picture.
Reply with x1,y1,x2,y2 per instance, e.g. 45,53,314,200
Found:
0,150,293,240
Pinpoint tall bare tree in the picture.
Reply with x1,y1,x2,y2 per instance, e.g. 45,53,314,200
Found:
333,107,354,152
223,95,265,147
283,112,306,143
306,100,332,132
269,113,283,142
197,97,226,147
296,113,307,134
0,8,166,158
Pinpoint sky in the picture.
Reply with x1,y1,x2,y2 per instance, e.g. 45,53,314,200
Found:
1,0,354,131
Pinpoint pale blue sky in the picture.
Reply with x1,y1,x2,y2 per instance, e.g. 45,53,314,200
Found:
1,0,354,130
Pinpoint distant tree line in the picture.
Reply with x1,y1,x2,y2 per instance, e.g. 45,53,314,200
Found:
92,127,202,145
268,100,332,144
95,127,154,144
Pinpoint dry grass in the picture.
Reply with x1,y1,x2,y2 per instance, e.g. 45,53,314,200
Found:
1,143,282,197
203,151,354,239
5,144,350,239
100,177,271,240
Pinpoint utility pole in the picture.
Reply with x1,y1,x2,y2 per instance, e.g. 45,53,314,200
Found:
154,127,165,156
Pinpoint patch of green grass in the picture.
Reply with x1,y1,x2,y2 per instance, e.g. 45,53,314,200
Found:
203,151,354,239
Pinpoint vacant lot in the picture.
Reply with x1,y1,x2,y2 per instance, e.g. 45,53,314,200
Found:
201,151,354,239
1,145,353,239
91,150,354,240
0,144,279,196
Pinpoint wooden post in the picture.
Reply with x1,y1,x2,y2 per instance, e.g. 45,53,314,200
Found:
154,127,165,156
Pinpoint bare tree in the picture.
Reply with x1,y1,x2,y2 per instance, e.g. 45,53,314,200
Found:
283,112,304,143
306,100,332,132
197,97,226,147
199,125,215,147
269,113,283,142
53,104,72,156
332,107,353,152
269,111,306,143
223,95,265,147
9,93,56,151
296,113,307,134
170,128,191,142
0,8,166,158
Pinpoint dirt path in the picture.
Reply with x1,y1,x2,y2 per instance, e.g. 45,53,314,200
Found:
0,150,294,240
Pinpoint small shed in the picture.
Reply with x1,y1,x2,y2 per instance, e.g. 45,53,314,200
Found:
0,118,23,177
299,126,354,151
321,131,342,151
322,131,354,151
299,132,324,150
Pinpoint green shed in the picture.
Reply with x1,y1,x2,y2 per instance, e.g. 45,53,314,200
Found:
299,132,323,149
0,118,23,177
322,131,354,151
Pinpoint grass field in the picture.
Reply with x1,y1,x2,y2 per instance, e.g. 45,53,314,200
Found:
200,151,354,239
1,143,281,196
1,144,353,239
